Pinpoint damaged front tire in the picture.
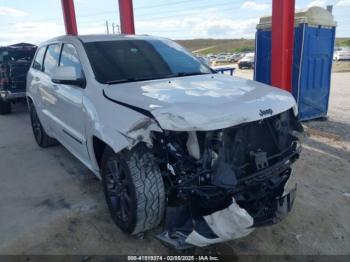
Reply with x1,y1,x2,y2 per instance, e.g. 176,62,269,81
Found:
101,144,165,235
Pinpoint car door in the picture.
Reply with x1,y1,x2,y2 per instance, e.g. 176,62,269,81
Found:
40,43,89,162
35,44,59,135
43,43,90,163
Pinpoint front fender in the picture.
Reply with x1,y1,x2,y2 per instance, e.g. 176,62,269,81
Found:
87,126,130,176
83,93,163,176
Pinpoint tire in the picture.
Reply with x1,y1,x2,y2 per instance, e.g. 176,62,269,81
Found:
101,144,165,235
238,64,243,69
0,98,11,115
29,102,58,148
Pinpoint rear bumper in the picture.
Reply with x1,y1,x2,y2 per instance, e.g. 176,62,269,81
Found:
0,90,26,101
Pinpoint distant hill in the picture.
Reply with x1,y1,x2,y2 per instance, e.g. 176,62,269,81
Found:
336,37,350,47
175,37,350,55
175,39,255,55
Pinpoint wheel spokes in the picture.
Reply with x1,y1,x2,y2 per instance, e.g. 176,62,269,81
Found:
106,159,132,222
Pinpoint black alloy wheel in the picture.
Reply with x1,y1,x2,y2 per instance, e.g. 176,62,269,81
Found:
105,158,133,225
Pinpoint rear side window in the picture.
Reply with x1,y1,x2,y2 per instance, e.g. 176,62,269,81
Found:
59,44,83,79
43,44,61,76
32,47,46,71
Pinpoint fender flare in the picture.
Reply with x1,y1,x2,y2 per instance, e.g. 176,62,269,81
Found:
87,126,131,175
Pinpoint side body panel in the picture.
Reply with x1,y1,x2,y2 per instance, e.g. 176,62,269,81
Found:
27,37,160,177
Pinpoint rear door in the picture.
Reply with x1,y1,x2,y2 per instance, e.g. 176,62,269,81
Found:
38,43,61,133
29,45,52,133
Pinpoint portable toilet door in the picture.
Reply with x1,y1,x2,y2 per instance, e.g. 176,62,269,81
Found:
292,7,337,121
255,7,337,121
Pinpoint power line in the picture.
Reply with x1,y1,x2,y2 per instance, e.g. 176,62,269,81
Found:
135,1,241,18
0,1,349,33
0,0,241,28
134,0,205,11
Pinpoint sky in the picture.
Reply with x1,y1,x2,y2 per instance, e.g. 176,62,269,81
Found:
0,0,349,45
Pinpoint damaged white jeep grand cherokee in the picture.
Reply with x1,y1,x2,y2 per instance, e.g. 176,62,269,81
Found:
27,35,302,249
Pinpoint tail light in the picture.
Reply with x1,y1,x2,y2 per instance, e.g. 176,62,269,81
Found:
0,67,9,87
0,77,9,86
0,64,9,84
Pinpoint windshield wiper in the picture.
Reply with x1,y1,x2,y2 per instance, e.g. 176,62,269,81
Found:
176,72,210,77
104,74,178,85
104,79,132,85
103,73,209,85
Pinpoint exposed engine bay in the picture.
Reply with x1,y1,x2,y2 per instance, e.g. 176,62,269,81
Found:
150,109,303,249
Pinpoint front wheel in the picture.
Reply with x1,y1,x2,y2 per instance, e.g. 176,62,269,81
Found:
101,144,165,235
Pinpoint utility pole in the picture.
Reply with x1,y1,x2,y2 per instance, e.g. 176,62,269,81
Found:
106,20,110,34
112,22,115,34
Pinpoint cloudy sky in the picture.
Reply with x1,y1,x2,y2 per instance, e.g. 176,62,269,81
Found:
0,0,349,45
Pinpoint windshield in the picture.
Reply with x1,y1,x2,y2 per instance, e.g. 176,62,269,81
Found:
83,39,212,84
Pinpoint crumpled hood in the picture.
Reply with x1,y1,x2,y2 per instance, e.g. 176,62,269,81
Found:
104,74,297,131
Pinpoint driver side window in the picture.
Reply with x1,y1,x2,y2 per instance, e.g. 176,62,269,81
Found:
59,44,83,79
43,44,60,76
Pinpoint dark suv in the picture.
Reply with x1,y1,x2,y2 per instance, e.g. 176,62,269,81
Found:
0,43,37,114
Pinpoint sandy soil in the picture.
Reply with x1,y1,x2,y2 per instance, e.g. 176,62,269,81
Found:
0,72,349,257
333,61,350,73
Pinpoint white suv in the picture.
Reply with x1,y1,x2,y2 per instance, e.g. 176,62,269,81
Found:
27,35,302,249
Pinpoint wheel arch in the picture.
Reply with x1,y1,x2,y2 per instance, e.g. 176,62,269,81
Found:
92,136,108,169
89,131,130,174
26,95,37,110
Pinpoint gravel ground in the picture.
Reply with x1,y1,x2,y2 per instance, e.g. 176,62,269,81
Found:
0,71,349,257
333,61,350,73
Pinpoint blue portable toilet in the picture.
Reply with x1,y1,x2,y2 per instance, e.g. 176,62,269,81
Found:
254,7,337,121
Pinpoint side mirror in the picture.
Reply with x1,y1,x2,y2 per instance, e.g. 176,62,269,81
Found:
51,66,86,88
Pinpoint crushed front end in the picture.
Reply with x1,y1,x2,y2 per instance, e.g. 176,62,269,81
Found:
151,109,303,249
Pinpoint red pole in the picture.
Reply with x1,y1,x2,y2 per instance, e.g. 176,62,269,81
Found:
118,0,135,34
271,0,295,92
61,0,78,35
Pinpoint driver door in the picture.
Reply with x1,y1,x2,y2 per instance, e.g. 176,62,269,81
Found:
45,43,89,163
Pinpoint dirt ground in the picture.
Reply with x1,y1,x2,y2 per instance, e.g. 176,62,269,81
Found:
0,71,349,257
333,61,350,73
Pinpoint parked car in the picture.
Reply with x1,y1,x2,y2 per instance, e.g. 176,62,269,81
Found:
0,43,36,114
214,55,228,63
238,53,255,69
196,56,211,66
207,55,217,63
228,53,244,63
333,49,350,61
27,35,302,249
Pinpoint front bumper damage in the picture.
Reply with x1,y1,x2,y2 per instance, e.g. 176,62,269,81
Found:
156,171,297,249
150,109,302,249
